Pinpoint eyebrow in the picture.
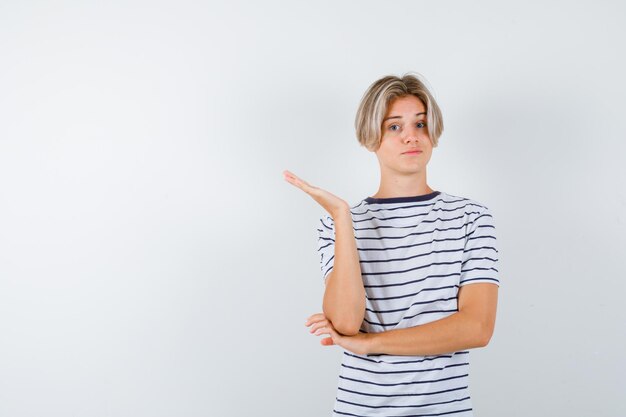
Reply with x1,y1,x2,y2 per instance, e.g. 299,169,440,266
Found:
383,112,426,122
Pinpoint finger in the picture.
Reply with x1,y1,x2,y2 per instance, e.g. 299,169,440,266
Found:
283,171,315,193
324,324,342,341
314,326,328,336
315,325,338,338
304,313,327,326
283,170,305,184
308,320,329,333
283,170,304,186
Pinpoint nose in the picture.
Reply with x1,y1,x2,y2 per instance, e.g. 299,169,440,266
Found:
403,127,420,143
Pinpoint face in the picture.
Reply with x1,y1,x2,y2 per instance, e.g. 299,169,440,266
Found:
374,95,433,175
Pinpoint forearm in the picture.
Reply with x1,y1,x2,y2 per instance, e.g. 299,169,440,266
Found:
367,311,487,356
322,210,365,336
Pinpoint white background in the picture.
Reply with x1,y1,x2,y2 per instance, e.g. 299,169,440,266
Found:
1,1,625,416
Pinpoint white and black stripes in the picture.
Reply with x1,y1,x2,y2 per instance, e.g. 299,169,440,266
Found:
315,191,499,417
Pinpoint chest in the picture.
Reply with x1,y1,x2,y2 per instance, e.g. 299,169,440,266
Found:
356,213,467,330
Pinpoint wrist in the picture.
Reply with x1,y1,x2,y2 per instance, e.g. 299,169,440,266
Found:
331,206,352,222
365,332,381,355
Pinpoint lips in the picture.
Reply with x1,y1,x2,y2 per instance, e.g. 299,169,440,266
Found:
403,150,422,154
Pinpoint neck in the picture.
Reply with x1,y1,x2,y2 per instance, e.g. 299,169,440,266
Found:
371,170,433,199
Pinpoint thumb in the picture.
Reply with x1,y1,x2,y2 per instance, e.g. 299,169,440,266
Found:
321,337,335,346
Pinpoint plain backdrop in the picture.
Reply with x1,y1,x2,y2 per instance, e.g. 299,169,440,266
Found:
1,1,625,416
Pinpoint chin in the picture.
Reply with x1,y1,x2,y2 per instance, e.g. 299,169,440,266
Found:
396,166,425,175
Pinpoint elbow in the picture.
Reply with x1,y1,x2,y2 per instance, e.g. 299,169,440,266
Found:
477,333,490,348
323,310,364,336
323,297,366,337
337,304,366,336
477,323,495,347
334,320,362,336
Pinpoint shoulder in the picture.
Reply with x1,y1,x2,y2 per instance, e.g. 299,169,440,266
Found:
439,192,496,232
350,199,367,211
439,191,491,212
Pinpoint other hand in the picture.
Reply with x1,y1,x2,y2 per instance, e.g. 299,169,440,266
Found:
305,312,373,356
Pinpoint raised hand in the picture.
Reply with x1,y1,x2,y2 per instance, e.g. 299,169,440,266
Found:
282,170,350,219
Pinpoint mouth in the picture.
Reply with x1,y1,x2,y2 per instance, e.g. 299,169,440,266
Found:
402,150,422,155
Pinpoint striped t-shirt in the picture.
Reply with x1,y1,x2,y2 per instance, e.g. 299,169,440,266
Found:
316,190,499,417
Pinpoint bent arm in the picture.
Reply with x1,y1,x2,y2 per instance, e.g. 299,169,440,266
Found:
366,311,485,356
322,209,365,336
366,283,499,356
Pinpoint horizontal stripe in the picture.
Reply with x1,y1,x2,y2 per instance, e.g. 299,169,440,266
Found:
320,233,495,255
460,266,499,273
461,256,498,265
354,201,442,215
351,199,485,216
333,407,473,417
460,277,499,285
462,246,497,254
362,260,462,277
368,296,458,314
360,248,465,264
364,309,459,328
341,362,469,375
356,235,466,252
348,351,470,364
353,216,473,234
338,384,468,398
339,373,469,387
337,395,471,410
366,283,460,300
353,211,481,226
365,273,460,289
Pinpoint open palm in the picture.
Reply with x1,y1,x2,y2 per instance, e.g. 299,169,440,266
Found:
282,170,349,219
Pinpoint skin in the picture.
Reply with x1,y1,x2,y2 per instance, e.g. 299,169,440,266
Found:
370,94,435,199
285,94,498,355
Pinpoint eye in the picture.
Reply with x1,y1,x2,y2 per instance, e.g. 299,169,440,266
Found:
388,122,427,131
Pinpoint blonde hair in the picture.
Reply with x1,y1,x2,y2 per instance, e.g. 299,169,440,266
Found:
354,72,444,151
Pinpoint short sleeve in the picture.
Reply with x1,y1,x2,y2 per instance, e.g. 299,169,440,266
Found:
316,214,335,281
459,207,500,287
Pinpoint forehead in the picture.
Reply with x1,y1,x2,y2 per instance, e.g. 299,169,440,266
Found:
386,95,425,113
